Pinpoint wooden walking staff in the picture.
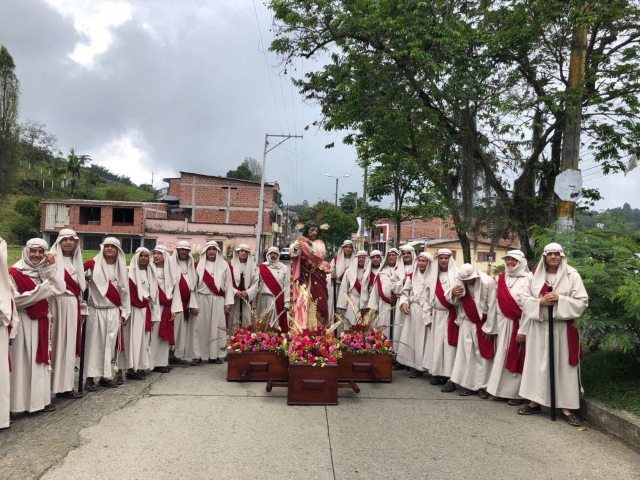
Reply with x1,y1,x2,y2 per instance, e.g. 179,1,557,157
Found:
548,286,557,421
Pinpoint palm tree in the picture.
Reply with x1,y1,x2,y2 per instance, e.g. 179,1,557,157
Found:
66,148,91,197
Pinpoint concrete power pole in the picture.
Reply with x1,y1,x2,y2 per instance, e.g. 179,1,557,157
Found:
556,3,589,232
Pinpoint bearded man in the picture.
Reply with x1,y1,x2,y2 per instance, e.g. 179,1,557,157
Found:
329,240,355,320
425,249,458,391
171,241,198,363
291,221,331,328
517,243,588,427
49,229,86,399
448,264,496,399
336,250,369,325
0,238,18,429
359,250,382,312
9,238,62,413
257,247,291,331
483,250,531,404
366,248,399,339
398,252,434,377
192,241,234,364
83,238,130,391
228,244,259,327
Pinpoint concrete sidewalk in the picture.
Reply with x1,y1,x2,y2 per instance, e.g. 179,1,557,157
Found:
1,365,639,479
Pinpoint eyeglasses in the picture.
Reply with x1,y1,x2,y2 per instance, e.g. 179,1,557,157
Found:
546,252,562,257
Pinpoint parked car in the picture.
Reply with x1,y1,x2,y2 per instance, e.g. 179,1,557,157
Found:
280,247,291,260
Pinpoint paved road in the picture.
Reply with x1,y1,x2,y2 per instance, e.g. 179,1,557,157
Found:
1,365,639,479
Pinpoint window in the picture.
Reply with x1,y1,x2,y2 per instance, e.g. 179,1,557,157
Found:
83,235,102,251
477,251,496,263
79,206,101,225
112,208,134,226
119,237,141,254
143,238,157,250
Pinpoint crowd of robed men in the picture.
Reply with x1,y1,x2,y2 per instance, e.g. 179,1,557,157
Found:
330,239,588,427
0,230,588,430
0,230,293,431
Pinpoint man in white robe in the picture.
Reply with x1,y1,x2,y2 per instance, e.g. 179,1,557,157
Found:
448,264,496,398
228,244,259,327
517,242,588,427
425,249,458,391
398,252,434,377
117,248,155,380
484,250,531,404
151,246,182,372
329,240,354,321
359,250,382,311
336,250,369,325
49,229,87,399
171,242,198,363
9,238,62,413
257,247,291,331
192,241,234,363
1,238,18,428
367,248,399,341
392,245,416,361
83,237,130,391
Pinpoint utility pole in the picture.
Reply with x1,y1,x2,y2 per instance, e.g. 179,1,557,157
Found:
361,162,368,250
325,173,349,206
255,133,303,261
556,3,589,232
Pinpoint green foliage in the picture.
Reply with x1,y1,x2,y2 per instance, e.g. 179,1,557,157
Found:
533,222,640,357
226,157,262,182
339,191,360,214
0,45,20,197
299,200,357,255
8,195,40,244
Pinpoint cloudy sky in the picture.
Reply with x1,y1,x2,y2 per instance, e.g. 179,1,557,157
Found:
0,0,637,210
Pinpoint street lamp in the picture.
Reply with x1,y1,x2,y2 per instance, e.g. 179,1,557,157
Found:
325,173,350,206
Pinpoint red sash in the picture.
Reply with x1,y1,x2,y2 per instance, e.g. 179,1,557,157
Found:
540,283,580,366
368,271,375,291
435,279,458,347
259,264,287,332
158,287,175,345
202,269,225,297
129,279,152,333
376,275,392,305
497,274,526,373
84,258,122,307
63,270,85,356
179,276,191,321
8,268,50,364
460,293,495,360
353,278,362,295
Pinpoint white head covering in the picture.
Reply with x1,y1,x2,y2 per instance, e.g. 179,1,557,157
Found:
397,245,417,282
90,237,128,298
50,228,85,291
502,249,530,278
433,248,457,286
171,242,197,288
13,238,50,278
437,248,453,257
457,263,480,281
153,244,179,297
196,240,227,279
343,248,370,291
530,242,568,294
333,240,355,280
372,248,399,285
128,247,157,303
265,246,281,266
231,243,255,284
410,251,434,302
175,240,192,251
0,238,17,326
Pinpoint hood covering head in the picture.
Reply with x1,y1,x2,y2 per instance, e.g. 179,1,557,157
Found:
502,249,530,278
437,248,453,257
397,245,417,282
266,246,281,265
175,240,192,251
410,251,434,299
50,228,85,291
196,240,227,279
153,244,180,296
231,243,256,280
14,238,50,278
344,248,371,291
0,238,17,325
90,237,129,298
129,247,158,303
334,240,355,280
530,242,568,294
457,263,480,281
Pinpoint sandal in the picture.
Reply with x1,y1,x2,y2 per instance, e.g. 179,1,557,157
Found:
478,389,490,400
458,388,473,397
441,381,455,393
430,376,445,386
562,412,582,427
189,358,202,366
507,398,523,406
209,358,223,364
84,382,98,392
42,404,57,413
409,369,424,378
98,378,118,388
517,404,542,415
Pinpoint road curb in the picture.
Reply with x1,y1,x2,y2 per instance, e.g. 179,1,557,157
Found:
580,397,640,452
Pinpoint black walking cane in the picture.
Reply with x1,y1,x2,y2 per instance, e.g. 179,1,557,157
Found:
77,288,89,393
239,272,245,326
548,286,557,421
332,278,337,321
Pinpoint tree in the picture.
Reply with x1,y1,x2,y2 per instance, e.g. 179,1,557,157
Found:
269,0,640,259
20,120,58,167
339,191,361,214
10,196,40,244
301,200,357,255
0,45,19,197
66,148,91,198
226,157,262,182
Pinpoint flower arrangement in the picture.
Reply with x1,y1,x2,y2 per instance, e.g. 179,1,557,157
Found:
285,327,341,367
227,327,285,353
339,328,393,355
